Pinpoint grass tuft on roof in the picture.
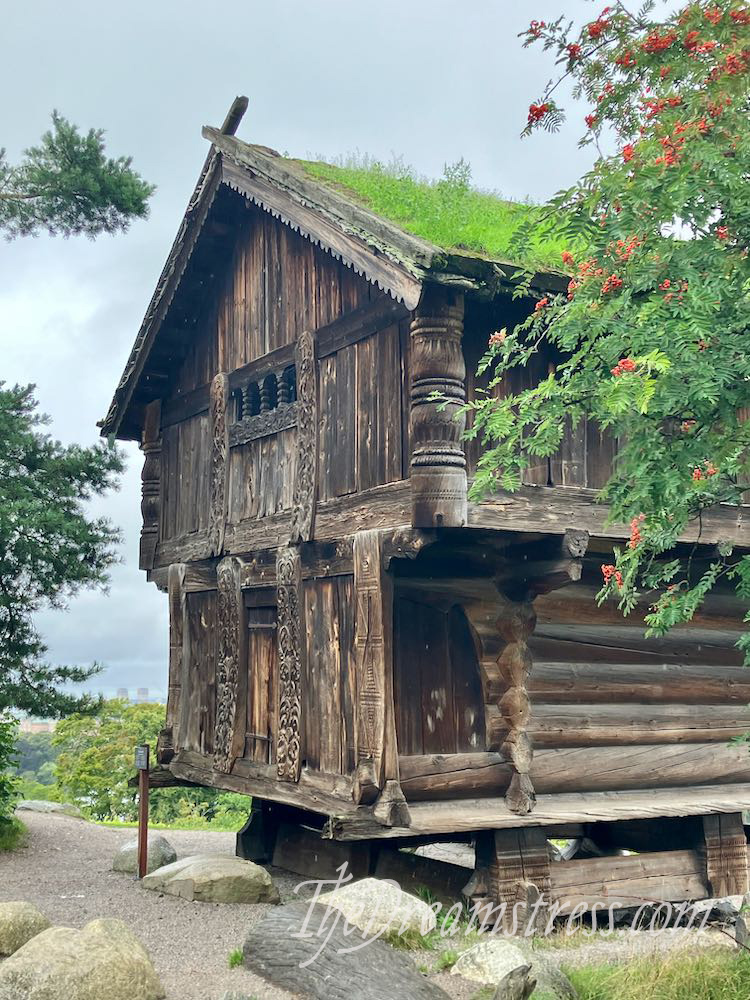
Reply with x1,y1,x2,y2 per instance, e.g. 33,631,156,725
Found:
296,154,570,272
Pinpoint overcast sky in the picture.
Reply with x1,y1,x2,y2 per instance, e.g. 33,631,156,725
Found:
1,0,597,704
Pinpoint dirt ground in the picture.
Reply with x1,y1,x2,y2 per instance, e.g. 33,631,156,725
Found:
0,812,736,999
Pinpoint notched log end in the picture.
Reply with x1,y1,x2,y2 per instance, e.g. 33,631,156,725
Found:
505,773,537,815
373,780,411,828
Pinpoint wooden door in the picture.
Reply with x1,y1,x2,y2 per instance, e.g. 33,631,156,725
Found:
245,606,277,763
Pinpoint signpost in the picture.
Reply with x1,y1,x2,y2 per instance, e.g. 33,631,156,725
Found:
135,744,150,879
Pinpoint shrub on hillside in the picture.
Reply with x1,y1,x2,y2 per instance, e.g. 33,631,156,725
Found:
0,715,19,829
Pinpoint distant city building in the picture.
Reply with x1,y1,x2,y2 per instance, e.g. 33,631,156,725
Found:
136,687,149,703
116,687,129,700
18,718,56,734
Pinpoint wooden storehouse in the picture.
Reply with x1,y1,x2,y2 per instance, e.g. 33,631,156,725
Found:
102,98,750,916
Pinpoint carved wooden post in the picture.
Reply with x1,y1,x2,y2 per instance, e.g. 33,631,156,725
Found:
290,330,318,544
353,530,410,827
139,400,162,570
208,372,230,557
162,563,186,761
214,557,246,773
495,594,537,815
409,286,467,528
276,546,304,782
702,813,749,897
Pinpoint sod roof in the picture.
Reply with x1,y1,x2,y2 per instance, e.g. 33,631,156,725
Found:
296,157,569,273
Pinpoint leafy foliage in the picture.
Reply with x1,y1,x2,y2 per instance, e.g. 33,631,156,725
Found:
53,700,249,825
0,715,19,828
470,0,750,642
299,154,571,269
0,112,154,238
14,730,58,781
0,385,123,717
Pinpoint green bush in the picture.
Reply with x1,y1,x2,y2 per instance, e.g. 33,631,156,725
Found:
53,699,249,827
0,715,20,846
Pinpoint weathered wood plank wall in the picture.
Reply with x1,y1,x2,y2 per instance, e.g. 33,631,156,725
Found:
158,201,408,548
463,309,617,490
303,576,357,775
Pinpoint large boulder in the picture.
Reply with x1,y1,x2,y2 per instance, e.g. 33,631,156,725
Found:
112,835,177,875
317,877,437,938
0,902,51,956
0,917,164,1000
15,800,82,818
141,854,279,904
452,940,576,999
243,901,449,999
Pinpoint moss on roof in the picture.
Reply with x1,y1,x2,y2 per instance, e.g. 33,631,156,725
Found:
295,155,569,272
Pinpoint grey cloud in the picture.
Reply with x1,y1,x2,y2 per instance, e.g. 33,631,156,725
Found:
1,0,596,700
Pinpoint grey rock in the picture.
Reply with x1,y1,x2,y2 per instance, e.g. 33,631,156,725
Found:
112,835,177,875
0,902,51,956
512,941,577,1000
493,965,536,1000
736,911,750,948
318,876,437,937
452,939,576,999
691,894,744,919
451,941,528,985
243,901,449,999
142,854,279,904
0,917,164,999
15,800,83,818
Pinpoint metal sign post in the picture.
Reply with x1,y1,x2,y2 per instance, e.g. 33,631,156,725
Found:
135,744,150,879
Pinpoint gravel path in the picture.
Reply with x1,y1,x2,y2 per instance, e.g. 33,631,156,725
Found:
0,812,737,999
0,811,297,1000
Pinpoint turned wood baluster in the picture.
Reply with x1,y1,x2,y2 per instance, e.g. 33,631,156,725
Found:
241,381,253,419
495,595,537,815
139,400,162,571
277,370,290,405
409,286,467,528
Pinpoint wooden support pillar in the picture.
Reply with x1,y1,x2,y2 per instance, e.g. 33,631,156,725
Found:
495,595,537,815
290,329,318,544
208,371,230,557
236,799,280,863
214,556,247,773
702,813,749,897
276,546,304,782
353,530,410,828
409,286,467,528
468,828,551,934
160,562,186,763
139,400,162,570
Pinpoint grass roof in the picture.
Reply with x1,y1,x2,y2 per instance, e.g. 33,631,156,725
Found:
296,155,569,272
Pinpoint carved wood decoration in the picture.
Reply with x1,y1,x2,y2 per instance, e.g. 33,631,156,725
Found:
702,813,750,897
495,594,537,815
276,546,304,782
214,557,246,773
229,402,298,447
290,330,318,544
208,372,230,557
166,563,186,755
409,286,467,528
139,400,162,570
352,531,407,829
